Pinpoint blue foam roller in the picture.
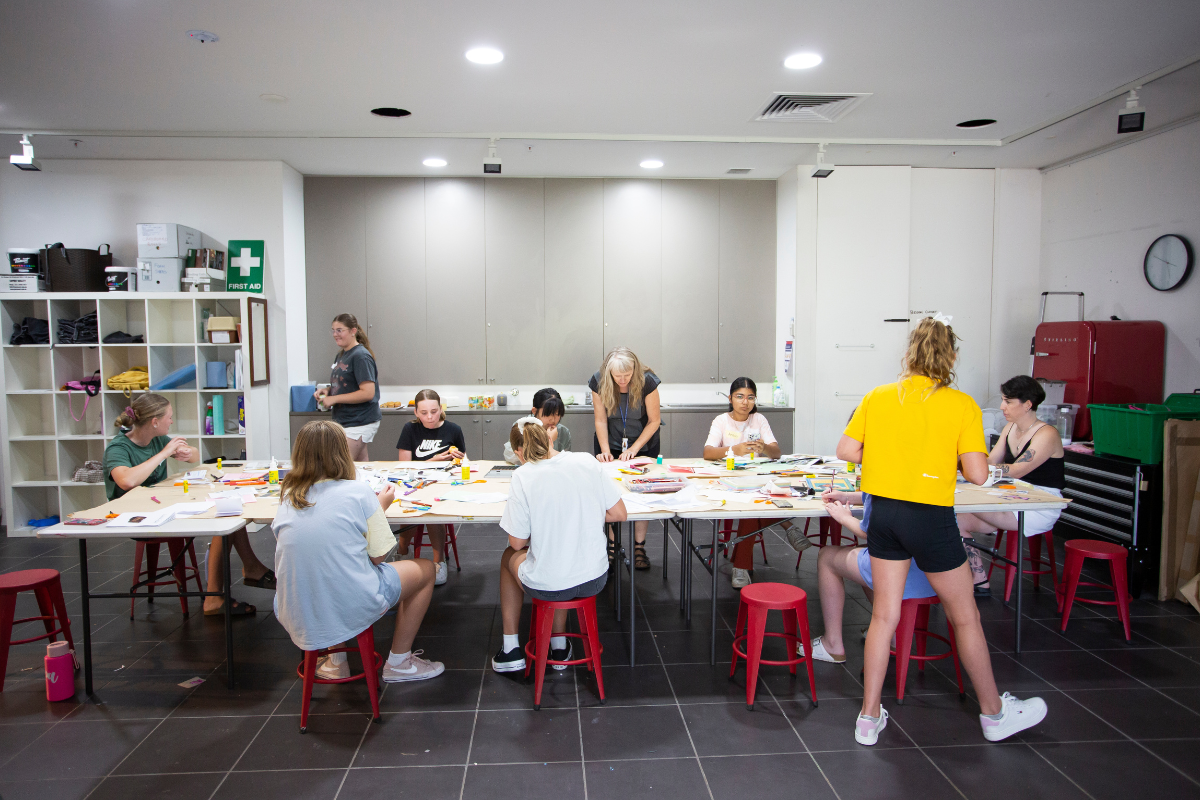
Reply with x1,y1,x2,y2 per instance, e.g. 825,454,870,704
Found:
151,363,196,390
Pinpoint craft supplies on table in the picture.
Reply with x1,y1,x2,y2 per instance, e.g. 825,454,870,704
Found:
624,477,687,494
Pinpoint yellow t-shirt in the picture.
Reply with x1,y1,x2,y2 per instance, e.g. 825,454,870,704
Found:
844,375,986,507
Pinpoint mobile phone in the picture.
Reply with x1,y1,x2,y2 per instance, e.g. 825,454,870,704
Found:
770,498,793,508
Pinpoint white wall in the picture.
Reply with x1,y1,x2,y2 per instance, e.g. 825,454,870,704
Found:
990,169,1043,406
0,159,300,457
1041,120,1200,396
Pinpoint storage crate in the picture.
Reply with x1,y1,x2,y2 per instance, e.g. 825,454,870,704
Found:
1089,403,1200,464
1165,392,1200,414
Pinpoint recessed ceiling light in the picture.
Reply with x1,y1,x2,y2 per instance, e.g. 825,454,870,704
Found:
371,107,411,117
423,158,447,167
640,159,663,169
186,30,219,43
956,118,996,128
260,93,287,103
466,47,504,64
784,52,822,70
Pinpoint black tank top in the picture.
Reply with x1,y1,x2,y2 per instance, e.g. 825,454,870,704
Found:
1004,424,1065,490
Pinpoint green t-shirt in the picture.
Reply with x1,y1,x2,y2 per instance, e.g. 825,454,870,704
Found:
104,431,171,500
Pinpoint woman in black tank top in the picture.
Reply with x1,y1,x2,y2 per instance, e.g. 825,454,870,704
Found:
958,376,1065,591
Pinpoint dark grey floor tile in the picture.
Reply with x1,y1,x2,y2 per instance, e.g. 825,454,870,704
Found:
0,718,159,781
1161,687,1200,714
0,721,54,767
1140,738,1200,782
1004,649,1142,690
814,747,962,800
702,752,838,800
1089,647,1200,688
1048,615,1160,649
172,672,297,717
679,700,804,756
353,710,475,767
1012,690,1122,744
377,668,484,712
581,704,694,761
646,628,736,664
0,777,101,800
1117,614,1200,647
89,771,226,800
462,762,585,800
469,708,582,764
941,651,1052,695
582,663,675,707
876,692,982,747
65,675,194,721
1034,741,1200,799
113,715,265,774
212,767,347,799
926,742,1091,799
342,765,465,798
981,616,1080,652
478,663,576,710
782,697,915,751
410,633,494,670
0,678,85,723
583,756,708,800
1066,687,1200,739
234,714,369,771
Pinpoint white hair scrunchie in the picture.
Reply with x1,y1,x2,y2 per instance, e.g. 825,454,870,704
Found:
514,415,542,433
930,312,953,326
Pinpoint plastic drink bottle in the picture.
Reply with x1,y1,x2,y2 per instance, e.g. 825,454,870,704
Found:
45,641,75,701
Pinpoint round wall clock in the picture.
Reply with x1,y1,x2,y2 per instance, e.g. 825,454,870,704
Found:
1144,234,1193,291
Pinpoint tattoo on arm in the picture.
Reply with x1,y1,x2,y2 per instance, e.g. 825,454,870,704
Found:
1001,464,1010,475
1016,449,1035,464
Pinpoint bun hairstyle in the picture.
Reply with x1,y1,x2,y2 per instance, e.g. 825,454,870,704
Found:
413,388,446,422
114,393,171,431
283,420,357,510
901,317,960,391
531,387,562,413
333,313,375,360
597,347,654,415
509,416,552,464
727,377,758,414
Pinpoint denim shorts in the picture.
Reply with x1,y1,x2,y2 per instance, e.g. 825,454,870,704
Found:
522,572,608,602
375,562,403,608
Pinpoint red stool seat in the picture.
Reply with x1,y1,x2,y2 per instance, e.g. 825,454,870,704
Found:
987,529,1057,602
524,595,605,710
296,627,383,733
130,537,203,619
890,596,965,704
730,582,817,710
1058,539,1131,641
412,524,461,571
1,569,75,692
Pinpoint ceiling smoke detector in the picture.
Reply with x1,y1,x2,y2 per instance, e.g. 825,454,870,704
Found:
755,93,870,123
186,30,219,43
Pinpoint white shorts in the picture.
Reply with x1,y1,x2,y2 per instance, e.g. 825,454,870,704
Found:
1021,486,1063,537
341,421,381,443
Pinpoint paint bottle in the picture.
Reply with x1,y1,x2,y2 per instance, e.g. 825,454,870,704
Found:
268,457,279,485
461,454,471,481
656,455,663,466
725,447,735,471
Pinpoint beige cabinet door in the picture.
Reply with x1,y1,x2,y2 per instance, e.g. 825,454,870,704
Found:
364,179,426,384
485,180,545,385
481,412,523,461
458,414,484,460
662,181,719,383
603,179,662,369
668,411,717,459
304,178,366,383
718,181,776,386
545,180,605,383
425,178,486,385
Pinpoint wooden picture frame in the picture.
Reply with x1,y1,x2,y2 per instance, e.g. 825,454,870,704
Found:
248,297,270,386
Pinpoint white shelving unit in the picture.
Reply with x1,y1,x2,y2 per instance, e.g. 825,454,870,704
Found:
1,292,264,535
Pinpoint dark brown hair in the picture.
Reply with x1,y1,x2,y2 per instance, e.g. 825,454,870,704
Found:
333,313,375,360
282,420,357,510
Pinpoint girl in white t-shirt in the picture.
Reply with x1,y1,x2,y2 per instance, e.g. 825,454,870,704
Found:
702,378,809,589
491,417,628,674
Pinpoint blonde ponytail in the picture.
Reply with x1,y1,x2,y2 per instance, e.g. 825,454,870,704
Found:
508,416,552,464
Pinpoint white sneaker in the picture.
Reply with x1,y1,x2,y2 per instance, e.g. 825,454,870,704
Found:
802,636,846,663
382,650,445,683
855,708,888,746
980,692,1048,742
315,654,349,681
785,527,813,553
434,560,448,586
731,568,752,589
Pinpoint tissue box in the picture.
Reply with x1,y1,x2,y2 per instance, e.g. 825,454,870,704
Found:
206,316,239,344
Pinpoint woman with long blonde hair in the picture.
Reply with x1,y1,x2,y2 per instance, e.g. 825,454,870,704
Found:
588,347,661,569
837,317,1046,746
273,420,443,683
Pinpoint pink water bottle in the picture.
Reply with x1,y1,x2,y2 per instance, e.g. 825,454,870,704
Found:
45,641,75,701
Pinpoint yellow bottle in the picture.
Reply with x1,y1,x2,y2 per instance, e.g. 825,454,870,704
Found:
725,448,735,471
460,455,471,481
182,478,189,494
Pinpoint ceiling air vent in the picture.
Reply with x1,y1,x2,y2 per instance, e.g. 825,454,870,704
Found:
726,168,752,175
755,93,871,123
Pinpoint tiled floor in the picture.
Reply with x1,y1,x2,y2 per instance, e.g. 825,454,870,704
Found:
2,524,1200,800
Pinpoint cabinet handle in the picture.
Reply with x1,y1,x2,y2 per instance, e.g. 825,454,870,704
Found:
472,419,479,423
478,377,484,382
485,419,491,423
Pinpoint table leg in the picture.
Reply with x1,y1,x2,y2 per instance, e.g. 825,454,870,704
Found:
710,519,719,666
662,519,669,580
223,535,234,688
612,522,622,623
629,525,637,668
1015,512,1024,655
685,521,693,623
79,539,93,696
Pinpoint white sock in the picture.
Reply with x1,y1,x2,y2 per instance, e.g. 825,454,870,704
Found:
387,650,411,666
503,633,520,652
327,651,347,666
550,635,567,650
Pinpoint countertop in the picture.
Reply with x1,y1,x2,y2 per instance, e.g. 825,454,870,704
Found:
292,405,795,414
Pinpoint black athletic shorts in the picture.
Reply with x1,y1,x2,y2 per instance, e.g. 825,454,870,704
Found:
863,494,966,574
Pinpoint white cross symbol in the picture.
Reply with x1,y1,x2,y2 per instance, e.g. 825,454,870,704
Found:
231,248,260,276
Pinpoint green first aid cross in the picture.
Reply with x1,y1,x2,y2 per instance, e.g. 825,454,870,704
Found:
227,239,264,292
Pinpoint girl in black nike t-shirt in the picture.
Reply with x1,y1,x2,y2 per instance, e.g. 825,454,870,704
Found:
395,389,467,586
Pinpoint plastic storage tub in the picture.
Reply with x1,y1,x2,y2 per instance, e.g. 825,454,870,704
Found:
1088,402,1200,464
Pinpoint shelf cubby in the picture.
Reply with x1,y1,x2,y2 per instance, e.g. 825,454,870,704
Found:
195,297,242,343
11,486,60,530
148,346,197,389
55,391,104,437
60,484,106,517
197,345,240,389
10,438,58,484
58,438,106,483
52,344,101,389
4,346,54,392
147,299,196,344
1,298,49,343
100,344,148,386
200,391,244,435
201,436,246,463
7,393,56,438
50,297,98,343
98,297,146,342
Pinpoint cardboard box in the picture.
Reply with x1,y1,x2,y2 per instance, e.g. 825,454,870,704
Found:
137,223,201,258
136,258,183,292
206,316,239,343
1,274,44,292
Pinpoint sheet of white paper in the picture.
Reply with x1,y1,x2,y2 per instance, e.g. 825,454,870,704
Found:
110,509,178,527
620,497,656,514
434,491,509,504
184,469,209,480
173,501,215,516
214,497,243,517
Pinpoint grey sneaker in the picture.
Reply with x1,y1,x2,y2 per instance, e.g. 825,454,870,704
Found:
785,527,813,553
731,568,752,589
315,654,350,680
434,560,448,586
381,650,445,683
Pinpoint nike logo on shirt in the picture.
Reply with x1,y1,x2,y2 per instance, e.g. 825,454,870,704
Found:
415,440,447,458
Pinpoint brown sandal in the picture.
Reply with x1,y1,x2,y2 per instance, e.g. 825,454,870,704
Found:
634,543,651,571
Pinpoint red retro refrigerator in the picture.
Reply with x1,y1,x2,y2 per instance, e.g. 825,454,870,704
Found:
1030,292,1165,441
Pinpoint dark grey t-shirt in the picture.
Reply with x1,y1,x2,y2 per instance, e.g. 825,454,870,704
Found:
330,345,381,426
587,370,661,455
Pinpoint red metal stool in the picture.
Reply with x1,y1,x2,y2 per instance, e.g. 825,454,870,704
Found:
524,595,605,710
795,518,849,569
130,538,203,619
1,569,75,692
987,529,1057,602
891,596,964,704
412,524,461,571
730,582,817,710
715,520,769,566
1058,539,1131,641
296,627,383,733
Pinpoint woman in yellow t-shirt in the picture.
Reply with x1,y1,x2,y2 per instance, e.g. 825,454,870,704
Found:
838,318,1046,747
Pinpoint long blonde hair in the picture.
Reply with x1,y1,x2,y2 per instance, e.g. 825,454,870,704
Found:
114,393,171,431
282,420,357,510
900,317,959,392
597,347,654,415
508,418,552,464
333,313,375,361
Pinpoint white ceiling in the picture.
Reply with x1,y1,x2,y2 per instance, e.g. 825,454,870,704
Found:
1,0,1199,176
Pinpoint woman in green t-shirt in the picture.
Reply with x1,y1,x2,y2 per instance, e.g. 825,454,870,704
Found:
105,393,273,617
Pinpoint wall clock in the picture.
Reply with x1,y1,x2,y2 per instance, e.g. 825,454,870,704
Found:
1144,234,1193,291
